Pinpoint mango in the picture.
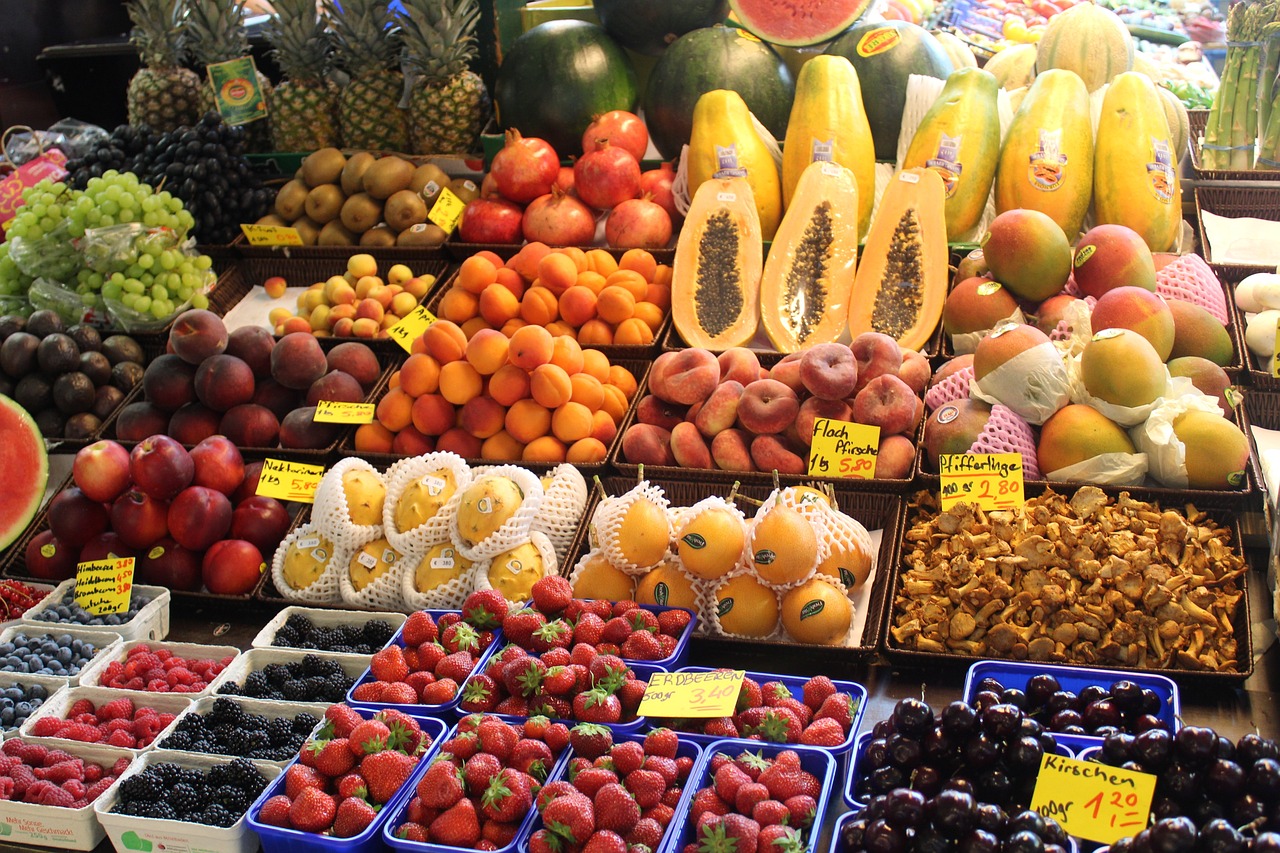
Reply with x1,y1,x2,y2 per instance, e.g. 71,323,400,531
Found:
1037,404,1135,474
923,397,993,468
981,210,1072,302
943,278,1020,336
1172,411,1249,489
1168,300,1234,367
1072,224,1156,299
1167,356,1232,411
1080,328,1167,408
973,322,1052,382
1088,287,1175,361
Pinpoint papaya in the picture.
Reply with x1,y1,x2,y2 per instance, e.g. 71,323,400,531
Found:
760,161,860,353
902,67,1000,240
1094,71,1181,253
781,55,876,240
995,69,1094,238
672,176,763,350
688,89,783,241
847,168,948,352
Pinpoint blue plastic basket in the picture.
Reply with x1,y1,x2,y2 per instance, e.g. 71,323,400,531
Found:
669,740,837,853
381,716,573,853
346,610,504,719
247,711,448,853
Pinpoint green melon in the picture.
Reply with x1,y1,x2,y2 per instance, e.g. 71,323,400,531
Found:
642,24,796,160
1036,2,1133,93
494,20,639,156
0,395,48,553
729,0,873,47
594,0,730,56
824,20,954,160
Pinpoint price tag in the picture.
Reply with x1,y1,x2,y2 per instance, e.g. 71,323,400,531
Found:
206,56,268,126
387,304,438,353
74,557,135,615
807,418,880,479
240,223,302,246
314,400,375,423
939,452,1025,511
428,188,466,234
1030,753,1156,845
637,670,744,718
256,458,325,503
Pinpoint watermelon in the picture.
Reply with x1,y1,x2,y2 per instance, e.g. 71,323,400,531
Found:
0,395,48,554
730,0,873,47
824,21,954,160
594,0,730,56
642,24,796,160
494,21,639,157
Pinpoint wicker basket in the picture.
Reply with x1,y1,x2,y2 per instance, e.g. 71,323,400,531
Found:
1188,108,1280,182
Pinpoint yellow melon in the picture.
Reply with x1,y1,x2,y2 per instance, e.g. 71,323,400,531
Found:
635,562,699,610
715,574,780,638
572,551,638,601
615,498,671,569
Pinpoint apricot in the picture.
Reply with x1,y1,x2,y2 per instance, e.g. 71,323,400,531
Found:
461,317,489,340
550,336,584,375
567,437,608,464
575,271,608,295
375,387,414,432
465,328,510,375
559,285,598,327
613,318,654,346
488,363,532,406
493,267,526,300
523,435,567,463
596,286,636,324
352,317,380,339
578,319,614,346
601,384,629,423
570,373,605,411
281,316,312,335
608,365,638,399
506,399,551,444
537,252,579,295
500,319,528,337
459,396,506,439
333,317,355,337
479,283,521,327
619,248,657,281
581,349,610,382
458,255,499,295
399,353,441,397
507,242,552,283
481,430,525,461
530,363,573,409
520,286,559,326
653,264,672,286
438,287,480,323
551,401,594,443
439,360,483,405
632,302,664,333
391,292,419,318
436,427,482,458
354,421,395,453
423,320,468,363
329,304,357,323
508,325,554,370
544,321,577,339
585,248,619,277
607,269,649,301
560,247,588,272
644,283,671,312
590,408,618,444
393,425,435,456
411,393,455,436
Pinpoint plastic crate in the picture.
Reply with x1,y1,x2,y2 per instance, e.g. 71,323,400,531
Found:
208,647,371,704
345,611,501,718
0,625,123,687
17,685,192,752
247,713,448,853
963,660,1180,744
94,749,283,853
669,740,836,853
249,605,407,652
20,580,172,644
0,738,135,850
0,673,67,736
75,640,241,698
153,695,331,767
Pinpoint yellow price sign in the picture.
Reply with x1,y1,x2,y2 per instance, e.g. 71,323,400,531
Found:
939,452,1025,511
240,223,302,246
428,187,466,235
636,670,744,718
807,418,880,479
387,304,438,353
256,458,325,503
313,400,375,423
1030,753,1156,845
1272,318,1280,379
74,557,136,615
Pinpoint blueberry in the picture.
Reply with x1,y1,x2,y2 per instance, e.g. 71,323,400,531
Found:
3,688,20,701
105,615,121,626
30,685,46,700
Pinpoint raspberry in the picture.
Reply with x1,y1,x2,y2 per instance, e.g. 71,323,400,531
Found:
147,679,169,692
28,717,62,737
43,760,84,783
62,779,86,799
97,698,134,721
68,699,95,717
112,757,132,775
152,648,172,661
58,723,100,743
85,777,115,801
106,730,137,749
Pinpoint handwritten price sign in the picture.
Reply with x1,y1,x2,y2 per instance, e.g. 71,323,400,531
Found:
387,304,437,353
1031,753,1156,845
807,418,880,479
255,458,325,503
428,187,466,234
637,670,744,718
240,223,302,246
313,400,375,424
939,452,1025,511
75,557,135,615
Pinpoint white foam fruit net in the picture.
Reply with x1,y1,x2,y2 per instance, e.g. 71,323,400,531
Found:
313,457,386,550
471,531,559,605
594,480,673,576
400,539,479,612
744,490,831,593
812,502,876,601
971,403,1042,480
383,452,473,555
339,539,408,612
1156,253,1230,324
530,463,589,567
449,465,545,563
706,564,783,641
270,522,349,605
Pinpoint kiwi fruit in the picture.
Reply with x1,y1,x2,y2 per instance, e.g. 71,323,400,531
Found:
274,178,310,219
397,223,447,248
256,213,290,228
319,220,358,246
362,156,416,200
292,216,322,246
410,163,450,196
384,189,429,232
340,193,383,234
341,152,377,196
301,147,347,187
360,224,397,248
304,184,346,224
449,177,480,205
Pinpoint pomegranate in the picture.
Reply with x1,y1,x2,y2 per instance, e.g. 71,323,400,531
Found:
605,197,673,250
582,110,649,161
479,170,501,199
574,142,642,210
522,188,597,246
458,197,524,244
553,165,575,195
640,162,680,225
490,129,559,203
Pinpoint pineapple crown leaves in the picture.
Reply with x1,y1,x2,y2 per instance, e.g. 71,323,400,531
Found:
264,0,335,84
185,0,253,66
323,0,403,76
127,0,189,69
397,0,480,83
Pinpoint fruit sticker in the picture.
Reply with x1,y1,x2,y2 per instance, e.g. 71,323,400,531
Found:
1028,129,1068,192
681,533,707,550
40,543,55,559
428,187,466,234
717,597,733,617
857,27,900,57
1146,137,1175,203
925,133,963,199
800,599,825,620
753,549,776,565
1074,244,1096,268
430,550,456,570
811,138,835,162
976,281,1003,297
505,558,523,575
713,144,747,179
652,582,669,605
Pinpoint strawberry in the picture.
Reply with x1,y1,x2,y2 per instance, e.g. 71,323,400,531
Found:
543,791,596,846
734,781,770,815
752,799,791,827
757,824,805,853
477,717,519,761
610,741,645,776
761,682,792,706
396,821,429,842
600,617,632,645
308,739,356,777
703,718,740,738
702,814,759,853
441,731,478,761
348,720,392,756
545,722,571,754
736,678,763,712
800,676,836,711
585,829,628,853
617,679,647,714
503,607,547,648
463,751,504,800
542,665,577,696
611,600,639,617
642,802,674,827
530,575,573,614
418,757,466,808
714,763,752,804
430,797,482,846
656,635,678,658
523,714,551,741
642,728,679,759
437,612,462,632
436,651,478,683
782,794,817,829
619,631,662,661
741,708,803,744
529,827,563,853
493,695,530,716
288,787,337,833
442,622,480,655
383,683,418,704
656,609,691,637
676,756,694,783
626,609,658,634
570,722,614,759
362,749,417,804
536,779,578,811
575,689,623,723
758,764,821,802
422,678,459,704
529,695,572,722
731,750,771,780
462,589,509,630
284,763,326,799
813,692,858,731
531,619,573,653
480,768,532,822
405,671,435,695
623,769,665,809
570,643,598,668
350,682,386,703
401,611,439,646
542,647,572,668
256,794,292,827
460,675,500,713
337,772,369,800
573,766,619,798
509,738,555,780
627,817,665,850
370,646,410,683
417,641,447,673
775,698,812,726
504,657,547,698
588,655,629,691
663,785,683,808
799,717,845,747
482,819,520,847
332,795,378,838
572,613,606,646
641,755,678,785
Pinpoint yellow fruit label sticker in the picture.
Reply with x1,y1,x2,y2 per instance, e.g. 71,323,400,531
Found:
40,543,55,559
75,556,135,615
857,27,900,57
637,669,744,718
240,223,303,246
939,453,1025,511
1074,244,1096,268
257,458,326,503
1029,129,1068,192
1030,753,1155,845
1272,318,1280,378
428,187,466,234
808,418,880,480
313,400,375,424
388,304,438,353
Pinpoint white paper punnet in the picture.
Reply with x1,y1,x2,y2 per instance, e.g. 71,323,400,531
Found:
1131,388,1227,489
595,480,673,576
270,522,349,605
970,403,1042,480
970,339,1070,425
706,565,783,641
471,531,558,604
312,457,385,550
450,465,545,562
950,308,1026,356
744,489,831,592
400,541,479,612
925,365,975,411
383,452,473,555
531,464,589,566
338,539,408,612
1156,253,1230,324
1046,452,1149,486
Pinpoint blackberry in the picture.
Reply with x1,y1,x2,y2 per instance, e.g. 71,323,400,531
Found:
200,803,237,828
162,730,193,750
280,678,309,702
207,697,245,725
171,782,204,817
118,772,165,802
215,785,251,813
300,654,334,677
261,662,291,683
144,801,177,821
265,716,293,744
361,619,396,651
242,671,271,696
293,712,320,733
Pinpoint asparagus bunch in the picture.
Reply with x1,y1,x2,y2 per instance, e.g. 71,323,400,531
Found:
1203,2,1275,171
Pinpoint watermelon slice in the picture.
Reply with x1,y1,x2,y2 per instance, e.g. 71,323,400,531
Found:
0,395,48,552
730,0,873,47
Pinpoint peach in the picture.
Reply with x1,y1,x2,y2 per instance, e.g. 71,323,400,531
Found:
523,435,567,464
115,401,170,442
795,397,853,446
437,427,483,458
711,428,754,472
694,380,744,438
717,348,760,386
439,360,483,405
942,278,1019,335
590,409,618,444
852,374,919,437
306,370,364,406
871,434,914,479
488,363,532,407
226,326,275,378
769,352,805,394
850,332,903,393
465,328,510,375
194,354,255,412
270,332,328,390
636,395,688,431
1089,286,1176,361
459,396,506,439
930,353,974,388
567,437,608,464
279,407,340,450
649,348,720,406
250,378,299,422
738,379,799,436
897,350,931,395
506,399,552,444
481,430,524,461
508,325,554,370
621,423,675,466
169,309,228,365
670,422,713,469
168,402,221,445
423,320,468,364
800,343,858,400
750,434,807,475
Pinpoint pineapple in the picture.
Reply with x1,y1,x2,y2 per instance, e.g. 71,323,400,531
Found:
398,0,490,155
326,0,410,152
264,0,341,150
125,0,203,132
185,0,275,152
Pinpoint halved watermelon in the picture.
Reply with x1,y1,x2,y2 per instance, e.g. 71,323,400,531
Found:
730,0,873,47
0,395,48,552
